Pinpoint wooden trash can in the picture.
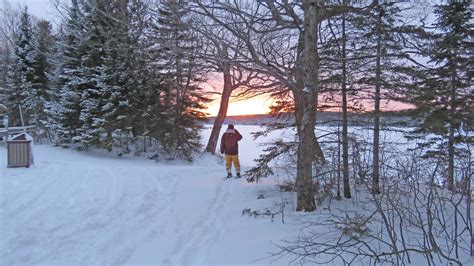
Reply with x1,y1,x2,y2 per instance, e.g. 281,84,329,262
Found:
7,132,34,168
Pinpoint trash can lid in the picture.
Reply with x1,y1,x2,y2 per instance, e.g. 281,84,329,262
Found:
9,132,33,141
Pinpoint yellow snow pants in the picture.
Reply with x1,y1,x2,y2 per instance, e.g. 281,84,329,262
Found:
225,154,240,174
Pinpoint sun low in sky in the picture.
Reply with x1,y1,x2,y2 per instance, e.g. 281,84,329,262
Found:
7,0,273,117
8,0,411,118
206,95,272,117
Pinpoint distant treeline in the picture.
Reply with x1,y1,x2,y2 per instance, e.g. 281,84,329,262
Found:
207,111,418,127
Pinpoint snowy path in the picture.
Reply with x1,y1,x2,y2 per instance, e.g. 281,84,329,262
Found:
0,145,289,265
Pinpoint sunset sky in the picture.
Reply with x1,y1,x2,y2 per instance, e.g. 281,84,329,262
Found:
206,95,273,116
6,0,412,117
6,0,273,116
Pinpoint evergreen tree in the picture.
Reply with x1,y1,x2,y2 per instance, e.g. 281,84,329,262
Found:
0,48,9,103
6,7,34,126
350,2,409,193
76,0,148,151
56,0,86,143
150,0,209,160
409,1,473,191
28,20,56,140
4,0,208,160
45,25,66,138
99,1,141,152
75,0,110,148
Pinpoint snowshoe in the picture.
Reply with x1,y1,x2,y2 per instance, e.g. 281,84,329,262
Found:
227,173,232,179
236,173,241,178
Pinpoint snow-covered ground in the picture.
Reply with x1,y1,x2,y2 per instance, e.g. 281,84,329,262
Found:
1,125,472,265
0,125,302,265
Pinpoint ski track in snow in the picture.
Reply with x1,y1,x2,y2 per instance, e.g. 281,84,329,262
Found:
0,148,189,266
0,146,244,265
1,126,297,265
4,126,468,265
164,176,233,265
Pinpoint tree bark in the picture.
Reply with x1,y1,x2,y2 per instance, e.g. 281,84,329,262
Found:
341,4,351,198
295,91,317,212
372,4,382,195
205,67,233,154
294,0,319,212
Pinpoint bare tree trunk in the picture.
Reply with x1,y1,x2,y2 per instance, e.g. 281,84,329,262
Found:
196,1,326,210
170,0,181,157
447,73,456,191
205,68,232,154
294,0,319,212
341,5,351,198
372,4,382,194
337,121,341,199
295,92,317,212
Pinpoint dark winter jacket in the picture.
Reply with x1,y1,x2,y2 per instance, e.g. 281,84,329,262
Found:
220,128,243,155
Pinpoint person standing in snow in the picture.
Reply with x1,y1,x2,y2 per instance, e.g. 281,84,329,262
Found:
220,124,243,178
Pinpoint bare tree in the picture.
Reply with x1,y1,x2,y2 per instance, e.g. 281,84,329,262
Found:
189,5,280,154
0,0,20,94
194,23,259,154
194,0,320,211
203,46,234,154
193,0,378,211
372,2,383,194
273,137,472,265
293,0,320,211
340,0,351,199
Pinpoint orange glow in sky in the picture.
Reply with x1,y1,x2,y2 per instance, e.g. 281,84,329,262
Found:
202,75,412,117
206,95,273,116
205,94,413,116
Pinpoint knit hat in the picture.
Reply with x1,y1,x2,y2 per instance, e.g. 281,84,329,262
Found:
228,124,234,129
